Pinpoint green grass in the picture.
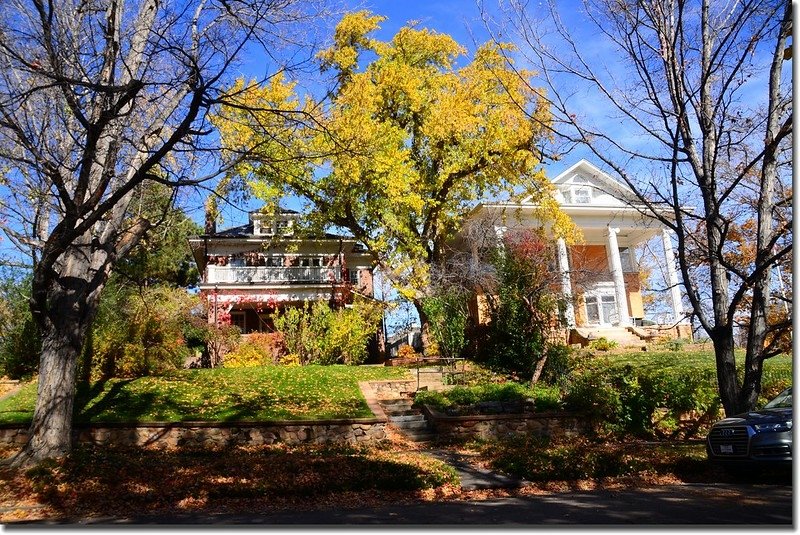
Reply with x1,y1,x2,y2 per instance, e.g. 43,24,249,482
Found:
602,349,792,398
0,365,411,425
415,382,562,412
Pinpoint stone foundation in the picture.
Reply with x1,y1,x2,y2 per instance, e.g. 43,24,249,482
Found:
423,407,588,441
0,419,387,449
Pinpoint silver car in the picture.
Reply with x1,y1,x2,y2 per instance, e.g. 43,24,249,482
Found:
706,387,792,467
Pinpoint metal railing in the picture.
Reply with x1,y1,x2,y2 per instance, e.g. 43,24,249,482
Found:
207,265,344,285
411,357,466,391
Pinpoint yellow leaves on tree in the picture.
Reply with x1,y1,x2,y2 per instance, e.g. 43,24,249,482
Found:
214,10,556,305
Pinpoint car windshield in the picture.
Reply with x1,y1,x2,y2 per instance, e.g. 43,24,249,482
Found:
764,388,792,409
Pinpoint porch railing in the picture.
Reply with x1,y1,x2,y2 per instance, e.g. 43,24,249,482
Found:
207,265,344,285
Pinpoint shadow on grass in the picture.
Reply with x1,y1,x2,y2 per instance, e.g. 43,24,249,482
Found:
74,380,189,423
71,380,369,423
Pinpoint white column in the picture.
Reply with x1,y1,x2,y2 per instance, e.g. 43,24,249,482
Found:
661,229,685,323
606,226,631,326
557,237,576,328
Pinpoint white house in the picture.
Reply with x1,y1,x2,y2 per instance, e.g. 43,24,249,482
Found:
460,159,692,346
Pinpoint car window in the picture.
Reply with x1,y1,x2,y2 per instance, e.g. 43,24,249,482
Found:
764,388,792,409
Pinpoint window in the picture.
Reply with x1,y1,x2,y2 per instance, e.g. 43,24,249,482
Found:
572,186,592,204
585,296,600,323
255,219,273,236
230,311,246,333
618,247,634,272
601,295,617,323
276,219,293,236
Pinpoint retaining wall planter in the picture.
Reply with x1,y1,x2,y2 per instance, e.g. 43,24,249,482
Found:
0,418,387,449
0,379,409,449
421,405,588,441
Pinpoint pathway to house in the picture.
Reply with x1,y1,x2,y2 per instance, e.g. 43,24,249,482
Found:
423,449,528,491
371,373,530,492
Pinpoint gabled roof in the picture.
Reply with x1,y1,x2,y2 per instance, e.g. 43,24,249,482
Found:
196,208,354,241
199,222,352,241
520,159,638,204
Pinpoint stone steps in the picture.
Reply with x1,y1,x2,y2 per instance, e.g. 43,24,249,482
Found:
378,398,434,443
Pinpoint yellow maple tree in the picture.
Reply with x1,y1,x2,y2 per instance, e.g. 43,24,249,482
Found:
214,11,568,338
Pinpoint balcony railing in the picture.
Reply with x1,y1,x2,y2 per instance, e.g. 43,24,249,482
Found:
206,265,345,285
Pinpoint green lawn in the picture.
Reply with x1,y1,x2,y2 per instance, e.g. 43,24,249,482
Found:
0,365,411,425
602,348,792,394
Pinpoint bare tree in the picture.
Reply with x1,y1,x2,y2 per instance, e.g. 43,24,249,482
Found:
485,0,792,415
0,0,326,464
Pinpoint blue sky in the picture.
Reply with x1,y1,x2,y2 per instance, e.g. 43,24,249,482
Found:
214,0,593,229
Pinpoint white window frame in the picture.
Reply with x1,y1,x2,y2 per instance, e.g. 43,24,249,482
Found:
584,294,618,325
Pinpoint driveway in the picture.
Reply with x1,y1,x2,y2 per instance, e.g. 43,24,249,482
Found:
15,483,792,526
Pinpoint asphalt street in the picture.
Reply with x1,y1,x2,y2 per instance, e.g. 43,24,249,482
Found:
15,483,792,526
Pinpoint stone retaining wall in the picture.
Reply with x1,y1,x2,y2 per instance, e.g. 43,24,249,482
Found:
422,407,588,441
366,379,417,399
0,418,387,449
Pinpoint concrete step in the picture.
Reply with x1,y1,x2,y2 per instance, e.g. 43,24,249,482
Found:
383,409,421,418
379,399,413,409
402,431,436,442
388,413,427,423
391,420,430,431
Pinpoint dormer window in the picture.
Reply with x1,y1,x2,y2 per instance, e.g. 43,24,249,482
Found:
252,214,274,236
255,219,273,236
276,219,294,236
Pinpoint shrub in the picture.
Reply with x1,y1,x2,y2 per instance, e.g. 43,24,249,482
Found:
325,303,382,365
589,337,617,351
224,332,286,368
273,298,382,365
539,344,573,387
396,344,419,360
564,361,721,437
0,273,40,379
90,285,198,378
421,289,469,359
662,338,687,352
414,381,562,412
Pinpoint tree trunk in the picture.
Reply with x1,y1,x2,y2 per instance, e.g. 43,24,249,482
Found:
414,300,433,356
13,236,111,466
12,312,90,465
711,327,740,417
530,354,547,385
